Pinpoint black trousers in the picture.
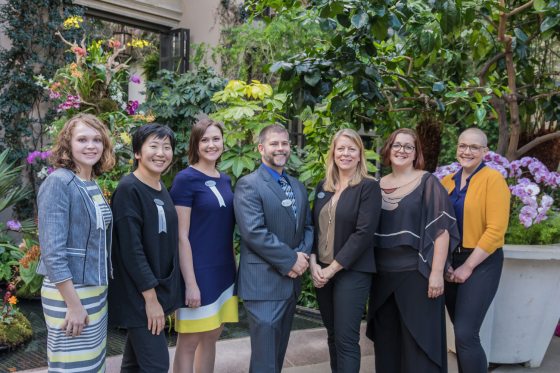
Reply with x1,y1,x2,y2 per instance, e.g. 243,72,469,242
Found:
316,268,371,373
120,326,170,373
370,271,445,373
445,249,504,373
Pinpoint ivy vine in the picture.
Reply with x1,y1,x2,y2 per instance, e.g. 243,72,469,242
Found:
0,0,83,217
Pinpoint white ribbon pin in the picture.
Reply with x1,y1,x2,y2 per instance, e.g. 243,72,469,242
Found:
154,199,167,233
94,201,104,230
205,180,226,207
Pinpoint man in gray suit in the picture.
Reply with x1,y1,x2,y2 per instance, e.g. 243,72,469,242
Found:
234,124,313,373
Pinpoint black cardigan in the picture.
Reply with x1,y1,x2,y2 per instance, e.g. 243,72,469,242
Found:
312,178,382,273
109,173,182,328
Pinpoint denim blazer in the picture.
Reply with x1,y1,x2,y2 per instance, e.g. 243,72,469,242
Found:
37,168,112,285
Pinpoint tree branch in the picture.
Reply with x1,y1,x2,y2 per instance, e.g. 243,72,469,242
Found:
515,131,560,158
478,52,505,82
507,0,534,18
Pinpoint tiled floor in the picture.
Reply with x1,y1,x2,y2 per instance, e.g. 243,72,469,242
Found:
17,327,560,373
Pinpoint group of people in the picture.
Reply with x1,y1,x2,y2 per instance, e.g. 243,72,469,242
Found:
36,112,510,373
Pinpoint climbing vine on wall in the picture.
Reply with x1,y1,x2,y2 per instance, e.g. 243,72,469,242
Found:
0,0,83,217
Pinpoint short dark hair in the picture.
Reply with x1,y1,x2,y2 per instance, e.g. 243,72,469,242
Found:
258,124,289,145
380,128,425,170
132,123,176,168
188,118,224,165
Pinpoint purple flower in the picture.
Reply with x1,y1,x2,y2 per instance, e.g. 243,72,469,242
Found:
126,100,139,115
26,150,41,164
485,162,508,178
6,220,22,231
433,162,461,179
47,166,54,174
49,89,61,99
57,95,81,112
129,74,141,84
40,151,51,160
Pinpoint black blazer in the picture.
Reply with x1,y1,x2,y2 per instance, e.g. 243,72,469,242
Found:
312,177,382,273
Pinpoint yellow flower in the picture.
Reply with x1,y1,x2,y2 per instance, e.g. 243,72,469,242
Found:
63,16,83,30
120,132,131,145
127,38,151,49
145,114,155,122
8,296,17,305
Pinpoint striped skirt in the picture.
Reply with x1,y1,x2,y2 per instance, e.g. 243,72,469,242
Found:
41,279,108,373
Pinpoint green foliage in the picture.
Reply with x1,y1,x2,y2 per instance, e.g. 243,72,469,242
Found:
211,80,292,181
251,0,560,165
143,67,227,168
0,0,83,217
298,273,318,309
506,213,560,245
0,150,31,213
218,8,325,83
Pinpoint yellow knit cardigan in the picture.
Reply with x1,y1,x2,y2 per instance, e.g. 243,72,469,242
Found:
441,166,511,253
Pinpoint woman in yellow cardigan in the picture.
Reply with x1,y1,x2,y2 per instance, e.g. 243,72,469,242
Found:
442,128,510,373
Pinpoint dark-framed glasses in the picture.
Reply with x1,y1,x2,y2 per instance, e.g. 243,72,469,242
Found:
391,143,416,154
457,143,486,154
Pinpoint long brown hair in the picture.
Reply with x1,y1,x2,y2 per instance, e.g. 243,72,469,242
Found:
323,128,373,192
49,113,115,177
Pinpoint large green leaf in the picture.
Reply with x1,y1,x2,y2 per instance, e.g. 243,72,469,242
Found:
351,12,369,29
540,15,560,33
440,0,460,34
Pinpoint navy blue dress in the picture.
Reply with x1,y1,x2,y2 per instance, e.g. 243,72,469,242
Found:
170,166,238,332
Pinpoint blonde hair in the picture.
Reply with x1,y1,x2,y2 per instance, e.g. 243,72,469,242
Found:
50,113,115,177
323,128,373,192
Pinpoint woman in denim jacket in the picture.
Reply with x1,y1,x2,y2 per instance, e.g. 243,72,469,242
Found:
37,113,115,372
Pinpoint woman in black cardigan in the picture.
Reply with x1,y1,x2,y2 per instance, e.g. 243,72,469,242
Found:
309,128,382,373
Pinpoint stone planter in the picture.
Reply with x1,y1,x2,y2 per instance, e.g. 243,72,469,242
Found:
447,244,560,368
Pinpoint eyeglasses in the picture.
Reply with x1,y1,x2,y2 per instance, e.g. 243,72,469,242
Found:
457,143,486,154
391,143,416,154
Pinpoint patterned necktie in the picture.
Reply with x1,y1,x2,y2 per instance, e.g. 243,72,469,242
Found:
278,176,298,218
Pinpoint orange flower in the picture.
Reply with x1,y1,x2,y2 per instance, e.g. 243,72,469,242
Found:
19,245,41,269
8,296,17,305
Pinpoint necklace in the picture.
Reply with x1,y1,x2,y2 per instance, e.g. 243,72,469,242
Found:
381,173,422,193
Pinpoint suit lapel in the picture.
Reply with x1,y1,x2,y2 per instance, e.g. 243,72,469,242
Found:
259,167,297,224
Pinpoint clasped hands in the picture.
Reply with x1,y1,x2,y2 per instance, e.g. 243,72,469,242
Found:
287,252,309,278
445,264,473,284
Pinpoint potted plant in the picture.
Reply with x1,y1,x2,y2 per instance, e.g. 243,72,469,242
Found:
436,152,560,368
0,150,34,351
0,283,32,352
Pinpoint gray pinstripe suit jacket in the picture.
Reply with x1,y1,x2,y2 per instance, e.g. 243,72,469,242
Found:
234,165,313,301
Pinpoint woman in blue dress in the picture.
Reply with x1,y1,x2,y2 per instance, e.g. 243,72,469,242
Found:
170,118,238,373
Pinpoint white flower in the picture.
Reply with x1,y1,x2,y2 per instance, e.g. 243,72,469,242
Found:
37,166,49,180
525,184,540,196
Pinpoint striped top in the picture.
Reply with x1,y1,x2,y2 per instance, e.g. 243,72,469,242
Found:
84,180,112,230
